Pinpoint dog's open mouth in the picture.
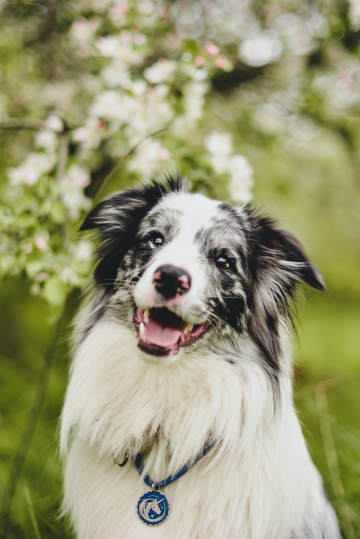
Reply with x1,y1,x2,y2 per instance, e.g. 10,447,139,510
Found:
134,307,209,357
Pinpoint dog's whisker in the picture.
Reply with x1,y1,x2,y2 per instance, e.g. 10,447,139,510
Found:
207,311,228,327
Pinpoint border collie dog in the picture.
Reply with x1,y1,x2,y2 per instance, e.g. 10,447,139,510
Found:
61,176,340,539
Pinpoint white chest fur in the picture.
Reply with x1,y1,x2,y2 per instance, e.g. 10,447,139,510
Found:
61,320,338,539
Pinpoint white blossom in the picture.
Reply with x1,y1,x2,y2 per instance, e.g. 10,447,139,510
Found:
183,81,209,122
96,36,121,57
287,30,316,56
96,32,143,66
127,85,173,139
228,155,254,204
64,165,91,188
86,0,113,13
60,166,92,221
134,33,147,45
144,59,177,84
348,0,360,30
109,1,129,25
8,153,56,186
312,61,360,109
70,17,100,51
170,80,208,138
205,131,233,156
275,13,302,36
131,79,147,95
101,64,132,88
127,139,171,176
45,115,64,132
70,240,93,261
306,15,329,39
60,266,80,285
203,41,219,57
73,118,107,149
239,31,283,67
90,90,136,122
192,68,208,81
35,130,58,153
35,238,48,251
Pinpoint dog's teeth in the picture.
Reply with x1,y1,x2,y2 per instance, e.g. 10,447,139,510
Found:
144,309,150,324
139,322,145,338
184,322,194,335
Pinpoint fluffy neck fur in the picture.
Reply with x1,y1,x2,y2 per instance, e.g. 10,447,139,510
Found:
61,307,293,480
61,305,340,539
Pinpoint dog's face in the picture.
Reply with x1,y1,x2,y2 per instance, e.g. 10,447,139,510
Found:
131,190,249,360
81,176,324,370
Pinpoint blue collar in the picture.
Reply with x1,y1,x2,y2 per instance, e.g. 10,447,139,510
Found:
133,439,216,490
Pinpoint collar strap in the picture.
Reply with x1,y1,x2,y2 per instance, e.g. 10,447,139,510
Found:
133,439,216,490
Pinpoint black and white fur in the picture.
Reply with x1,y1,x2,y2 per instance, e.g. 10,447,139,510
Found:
61,176,340,539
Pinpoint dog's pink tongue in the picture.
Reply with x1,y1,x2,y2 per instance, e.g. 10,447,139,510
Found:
144,318,183,348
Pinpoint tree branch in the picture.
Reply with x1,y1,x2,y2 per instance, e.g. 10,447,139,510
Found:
92,126,168,203
0,119,46,130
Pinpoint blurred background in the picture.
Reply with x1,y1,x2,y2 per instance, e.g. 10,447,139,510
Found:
0,0,360,537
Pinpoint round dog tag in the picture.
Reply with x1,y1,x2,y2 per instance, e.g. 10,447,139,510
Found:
137,490,169,526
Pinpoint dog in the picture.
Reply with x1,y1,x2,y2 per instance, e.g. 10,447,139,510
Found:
61,175,341,538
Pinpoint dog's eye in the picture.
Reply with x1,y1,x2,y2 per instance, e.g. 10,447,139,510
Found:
215,256,231,270
148,236,163,250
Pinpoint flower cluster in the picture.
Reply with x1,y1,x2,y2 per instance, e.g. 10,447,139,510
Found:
0,0,254,315
205,132,253,203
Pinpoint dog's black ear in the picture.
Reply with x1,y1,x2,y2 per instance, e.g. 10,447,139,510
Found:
245,207,324,296
243,206,324,376
79,176,188,291
80,172,188,232
79,198,113,231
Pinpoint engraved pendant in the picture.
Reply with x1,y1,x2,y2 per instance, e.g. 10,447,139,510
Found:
137,490,169,526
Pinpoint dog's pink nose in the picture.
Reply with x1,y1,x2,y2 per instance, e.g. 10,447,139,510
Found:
153,265,191,299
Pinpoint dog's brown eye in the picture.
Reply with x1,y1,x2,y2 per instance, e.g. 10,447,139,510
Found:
148,237,163,250
215,256,231,270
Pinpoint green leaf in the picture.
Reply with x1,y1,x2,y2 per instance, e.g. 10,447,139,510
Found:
43,276,68,307
221,58,234,72
26,260,44,277
49,201,66,224
24,488,68,538
183,39,202,55
24,486,42,539
17,214,37,228
0,253,15,272
71,259,91,276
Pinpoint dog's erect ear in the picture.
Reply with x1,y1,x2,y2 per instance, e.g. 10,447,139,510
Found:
245,207,325,297
80,176,188,290
242,206,324,376
80,173,187,232
79,198,114,232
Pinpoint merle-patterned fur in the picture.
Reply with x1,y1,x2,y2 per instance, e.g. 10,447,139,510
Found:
80,175,324,389
63,175,339,539
80,174,187,291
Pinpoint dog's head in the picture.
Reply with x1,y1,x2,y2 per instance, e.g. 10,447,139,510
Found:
81,175,324,372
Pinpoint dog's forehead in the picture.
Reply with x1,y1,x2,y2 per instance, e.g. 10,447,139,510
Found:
143,192,231,233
